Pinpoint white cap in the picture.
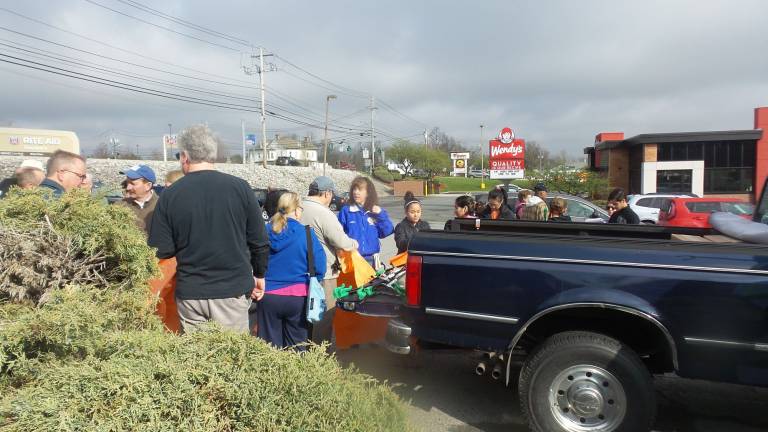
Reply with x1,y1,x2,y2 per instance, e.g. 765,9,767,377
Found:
19,159,44,170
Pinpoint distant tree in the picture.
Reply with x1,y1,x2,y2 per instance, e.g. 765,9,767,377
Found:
149,150,164,161
90,143,111,159
214,136,229,163
229,154,243,164
524,140,554,172
386,140,421,176
428,127,465,152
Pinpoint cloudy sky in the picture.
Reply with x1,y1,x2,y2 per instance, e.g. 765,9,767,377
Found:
0,0,766,159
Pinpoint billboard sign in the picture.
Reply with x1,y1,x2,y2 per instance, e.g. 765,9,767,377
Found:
0,127,80,156
489,127,525,179
245,134,257,146
450,152,469,176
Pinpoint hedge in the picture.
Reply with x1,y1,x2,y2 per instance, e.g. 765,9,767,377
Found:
0,189,409,432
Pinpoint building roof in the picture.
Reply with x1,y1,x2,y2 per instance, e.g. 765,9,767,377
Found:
594,129,763,151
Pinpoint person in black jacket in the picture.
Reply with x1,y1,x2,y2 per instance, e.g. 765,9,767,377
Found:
394,192,430,253
479,187,515,219
149,124,270,334
607,187,640,224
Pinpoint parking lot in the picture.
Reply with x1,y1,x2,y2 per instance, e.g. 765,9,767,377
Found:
359,193,768,432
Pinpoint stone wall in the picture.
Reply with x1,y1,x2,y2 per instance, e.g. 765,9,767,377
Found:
0,156,360,195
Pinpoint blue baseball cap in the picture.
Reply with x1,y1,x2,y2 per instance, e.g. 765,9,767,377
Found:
120,164,156,184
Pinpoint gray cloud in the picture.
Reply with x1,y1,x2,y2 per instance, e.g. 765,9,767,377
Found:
0,0,766,159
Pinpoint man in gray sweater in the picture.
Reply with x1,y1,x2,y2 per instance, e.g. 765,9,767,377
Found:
300,176,358,346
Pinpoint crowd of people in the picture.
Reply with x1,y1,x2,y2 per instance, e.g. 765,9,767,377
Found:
0,123,639,351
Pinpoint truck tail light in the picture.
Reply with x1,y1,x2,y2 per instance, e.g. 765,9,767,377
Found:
405,255,422,306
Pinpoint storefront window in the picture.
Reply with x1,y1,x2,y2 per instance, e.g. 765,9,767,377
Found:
657,170,692,193
704,168,753,193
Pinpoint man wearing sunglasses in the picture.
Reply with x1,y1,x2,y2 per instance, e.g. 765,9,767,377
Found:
39,150,88,198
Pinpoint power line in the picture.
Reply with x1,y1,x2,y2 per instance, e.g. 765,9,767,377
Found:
0,37,369,131
0,8,257,86
0,54,359,133
82,0,241,52
113,0,251,46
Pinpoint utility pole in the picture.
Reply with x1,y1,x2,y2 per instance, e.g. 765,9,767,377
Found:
480,124,485,189
242,48,275,168
323,95,337,176
369,95,377,175
136,143,139,159
241,119,246,164
109,135,120,159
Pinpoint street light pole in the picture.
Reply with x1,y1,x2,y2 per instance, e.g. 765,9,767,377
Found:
323,95,337,176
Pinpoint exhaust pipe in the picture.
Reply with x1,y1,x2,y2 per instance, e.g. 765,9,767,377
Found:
491,362,503,380
476,352,502,376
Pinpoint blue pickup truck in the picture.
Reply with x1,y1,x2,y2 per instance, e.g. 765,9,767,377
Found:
379,186,768,432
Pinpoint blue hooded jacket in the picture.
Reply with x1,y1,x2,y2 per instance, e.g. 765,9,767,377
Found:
265,218,326,293
337,204,394,257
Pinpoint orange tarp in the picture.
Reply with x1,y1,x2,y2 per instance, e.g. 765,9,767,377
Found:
333,250,389,349
148,257,180,333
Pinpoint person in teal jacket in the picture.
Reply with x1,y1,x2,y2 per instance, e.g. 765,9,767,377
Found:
337,176,394,268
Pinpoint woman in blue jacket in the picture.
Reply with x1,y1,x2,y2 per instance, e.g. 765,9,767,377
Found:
338,176,394,268
258,191,326,350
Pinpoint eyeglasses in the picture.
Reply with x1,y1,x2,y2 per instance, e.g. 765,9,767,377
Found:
61,169,87,181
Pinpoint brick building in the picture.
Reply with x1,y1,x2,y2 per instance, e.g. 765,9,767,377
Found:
584,107,768,202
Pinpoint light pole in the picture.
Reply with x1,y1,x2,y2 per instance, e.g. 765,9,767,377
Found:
323,95,337,176
480,124,485,189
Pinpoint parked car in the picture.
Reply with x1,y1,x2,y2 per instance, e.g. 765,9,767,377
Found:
501,192,609,222
275,156,302,166
329,192,346,211
628,194,695,224
468,169,488,178
658,197,754,228
254,188,292,221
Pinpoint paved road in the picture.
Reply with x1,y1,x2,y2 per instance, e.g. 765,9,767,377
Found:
342,193,768,432
338,346,768,432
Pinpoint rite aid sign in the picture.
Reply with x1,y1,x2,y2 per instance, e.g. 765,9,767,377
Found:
489,127,525,179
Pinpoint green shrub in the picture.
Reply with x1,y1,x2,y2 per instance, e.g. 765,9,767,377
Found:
0,188,408,431
390,171,402,181
372,166,394,183
0,188,159,299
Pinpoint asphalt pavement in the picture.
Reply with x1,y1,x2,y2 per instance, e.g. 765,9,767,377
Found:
338,193,768,432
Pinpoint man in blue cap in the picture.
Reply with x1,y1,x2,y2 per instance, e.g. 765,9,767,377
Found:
118,164,158,235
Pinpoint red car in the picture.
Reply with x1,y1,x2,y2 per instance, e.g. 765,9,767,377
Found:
658,197,754,228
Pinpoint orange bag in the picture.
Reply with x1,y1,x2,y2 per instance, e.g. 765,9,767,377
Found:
148,257,181,333
389,251,408,268
336,249,376,288
333,250,389,349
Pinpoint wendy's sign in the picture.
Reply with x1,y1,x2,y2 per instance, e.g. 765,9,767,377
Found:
489,127,525,179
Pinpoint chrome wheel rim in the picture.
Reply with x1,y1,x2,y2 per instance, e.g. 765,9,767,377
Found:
548,365,627,431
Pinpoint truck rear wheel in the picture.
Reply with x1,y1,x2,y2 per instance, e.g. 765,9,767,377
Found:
518,331,655,432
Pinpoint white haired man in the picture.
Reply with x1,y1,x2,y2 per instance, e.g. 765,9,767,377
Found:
39,150,87,197
148,124,270,333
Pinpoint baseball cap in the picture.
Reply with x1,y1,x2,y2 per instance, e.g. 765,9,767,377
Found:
120,164,156,184
309,176,335,193
19,159,44,170
533,182,548,192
